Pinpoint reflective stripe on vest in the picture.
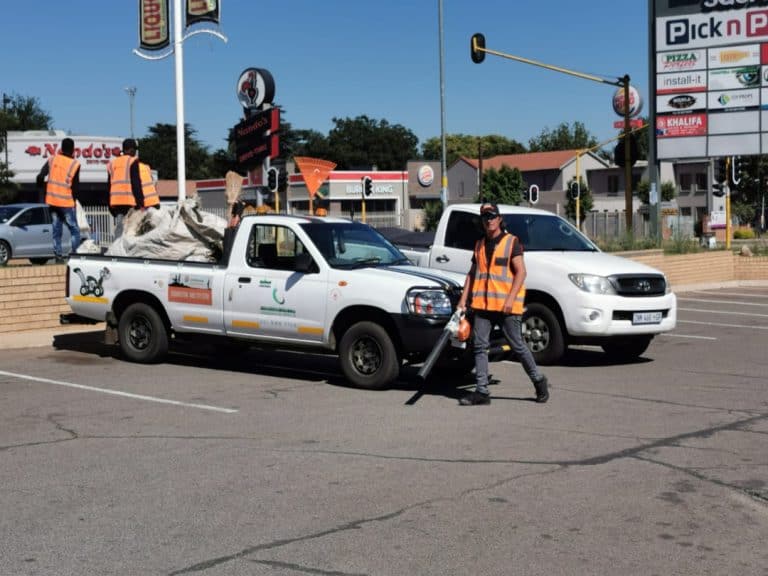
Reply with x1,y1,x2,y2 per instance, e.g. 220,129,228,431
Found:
139,163,159,206
45,155,79,208
108,155,137,206
470,233,526,314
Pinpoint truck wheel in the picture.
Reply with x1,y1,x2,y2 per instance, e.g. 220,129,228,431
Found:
601,336,652,361
118,302,169,363
0,241,10,266
523,302,564,365
339,321,400,390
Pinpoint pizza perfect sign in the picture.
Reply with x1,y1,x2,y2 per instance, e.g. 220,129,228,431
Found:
7,133,124,183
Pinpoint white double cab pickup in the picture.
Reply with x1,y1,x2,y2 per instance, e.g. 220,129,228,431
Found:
65,214,467,390
393,203,677,364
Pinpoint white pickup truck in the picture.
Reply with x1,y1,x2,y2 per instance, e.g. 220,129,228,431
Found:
387,204,677,364
64,214,467,389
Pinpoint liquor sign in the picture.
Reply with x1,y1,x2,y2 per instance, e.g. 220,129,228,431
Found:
139,0,170,51
186,0,219,27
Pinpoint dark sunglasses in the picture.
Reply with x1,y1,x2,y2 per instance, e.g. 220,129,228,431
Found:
481,211,499,221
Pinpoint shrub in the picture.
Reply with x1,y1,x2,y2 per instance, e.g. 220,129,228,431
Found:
734,228,755,239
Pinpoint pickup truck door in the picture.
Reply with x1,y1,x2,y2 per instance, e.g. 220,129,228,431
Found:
428,209,480,274
223,223,328,344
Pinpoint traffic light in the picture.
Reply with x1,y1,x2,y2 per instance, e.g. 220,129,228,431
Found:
278,169,288,192
732,155,745,187
528,184,539,205
569,180,580,200
714,157,727,184
712,183,725,197
362,176,373,197
267,167,278,192
470,33,486,63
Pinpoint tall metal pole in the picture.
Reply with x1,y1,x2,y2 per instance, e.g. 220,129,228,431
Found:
2,93,9,172
124,86,137,139
173,0,187,202
438,0,448,208
623,75,633,233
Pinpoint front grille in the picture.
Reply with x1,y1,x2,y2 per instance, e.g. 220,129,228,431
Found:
610,274,666,297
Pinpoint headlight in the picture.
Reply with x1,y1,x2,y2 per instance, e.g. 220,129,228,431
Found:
568,273,617,295
406,288,452,317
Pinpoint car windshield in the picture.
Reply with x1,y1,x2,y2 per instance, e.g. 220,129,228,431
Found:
300,221,410,269
503,213,598,252
0,206,23,224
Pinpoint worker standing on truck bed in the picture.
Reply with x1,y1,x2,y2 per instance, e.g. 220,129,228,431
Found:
107,138,143,238
456,202,549,406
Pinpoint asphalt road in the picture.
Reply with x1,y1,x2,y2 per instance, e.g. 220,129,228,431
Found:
1,286,767,576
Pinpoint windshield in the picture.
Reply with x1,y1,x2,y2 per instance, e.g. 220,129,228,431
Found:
300,221,410,269
504,213,598,252
0,206,23,224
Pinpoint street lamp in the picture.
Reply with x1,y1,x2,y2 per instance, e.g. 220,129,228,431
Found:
124,86,137,139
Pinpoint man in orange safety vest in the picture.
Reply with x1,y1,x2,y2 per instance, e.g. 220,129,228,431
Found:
107,138,144,238
456,202,549,405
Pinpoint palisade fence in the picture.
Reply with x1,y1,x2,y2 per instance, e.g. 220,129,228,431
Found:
81,205,401,248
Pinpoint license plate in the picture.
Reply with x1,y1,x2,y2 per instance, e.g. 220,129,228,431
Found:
632,311,662,325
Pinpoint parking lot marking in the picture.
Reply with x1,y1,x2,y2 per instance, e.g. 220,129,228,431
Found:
687,290,768,299
679,307,768,318
678,297,768,307
0,370,238,413
659,333,717,340
678,320,768,330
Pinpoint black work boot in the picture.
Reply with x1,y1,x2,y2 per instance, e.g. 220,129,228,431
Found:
533,376,549,403
459,391,491,406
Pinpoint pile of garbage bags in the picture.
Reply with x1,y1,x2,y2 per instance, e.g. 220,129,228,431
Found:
98,199,228,262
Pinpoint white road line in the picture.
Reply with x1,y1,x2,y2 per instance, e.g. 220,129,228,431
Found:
686,291,768,299
677,297,768,307
0,370,238,414
679,307,768,318
678,320,768,330
659,333,717,340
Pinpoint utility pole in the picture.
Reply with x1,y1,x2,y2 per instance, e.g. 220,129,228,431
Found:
438,0,448,209
2,92,10,175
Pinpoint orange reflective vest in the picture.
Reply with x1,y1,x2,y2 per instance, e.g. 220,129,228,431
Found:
139,163,159,207
45,154,80,208
470,233,526,314
108,155,138,207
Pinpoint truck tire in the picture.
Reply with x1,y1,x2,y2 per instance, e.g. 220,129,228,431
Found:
523,302,565,365
339,321,400,390
118,302,169,363
601,336,652,361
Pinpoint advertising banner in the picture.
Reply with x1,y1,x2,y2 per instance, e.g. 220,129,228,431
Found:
656,113,708,138
708,66,761,90
186,0,219,27
656,93,706,114
657,71,707,94
139,0,170,51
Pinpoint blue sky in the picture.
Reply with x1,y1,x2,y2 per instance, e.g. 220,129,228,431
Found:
1,1,649,155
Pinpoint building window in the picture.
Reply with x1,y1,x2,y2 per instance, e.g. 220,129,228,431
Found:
608,175,619,195
695,172,707,194
679,173,692,194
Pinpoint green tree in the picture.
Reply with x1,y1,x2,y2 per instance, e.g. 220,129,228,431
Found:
324,115,418,170
422,134,525,167
636,179,676,204
423,200,444,231
528,121,598,152
565,176,594,225
479,166,526,205
138,123,214,180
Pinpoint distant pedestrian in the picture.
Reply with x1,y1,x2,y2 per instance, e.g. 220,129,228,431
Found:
107,138,143,238
138,161,160,209
456,202,549,405
36,137,81,262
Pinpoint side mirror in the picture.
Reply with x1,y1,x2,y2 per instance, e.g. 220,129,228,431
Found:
295,251,316,274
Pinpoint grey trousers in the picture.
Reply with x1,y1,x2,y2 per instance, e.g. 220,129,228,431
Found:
472,311,543,395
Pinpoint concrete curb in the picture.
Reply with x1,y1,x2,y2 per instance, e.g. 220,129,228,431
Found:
0,324,105,351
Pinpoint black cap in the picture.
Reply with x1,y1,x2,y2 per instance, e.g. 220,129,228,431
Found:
122,138,137,152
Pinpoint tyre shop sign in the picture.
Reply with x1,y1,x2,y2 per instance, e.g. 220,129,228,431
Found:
656,113,707,137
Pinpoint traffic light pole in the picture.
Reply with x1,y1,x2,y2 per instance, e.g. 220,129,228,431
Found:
725,157,732,250
470,35,635,230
